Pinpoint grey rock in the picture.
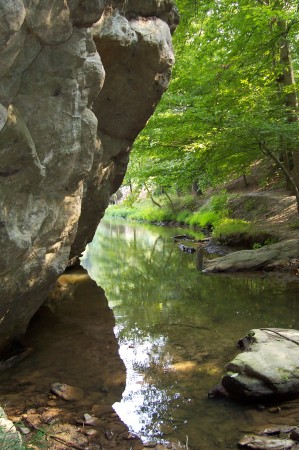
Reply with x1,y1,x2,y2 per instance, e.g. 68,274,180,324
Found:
0,407,23,450
213,329,299,400
203,239,299,273
0,0,177,354
239,435,295,449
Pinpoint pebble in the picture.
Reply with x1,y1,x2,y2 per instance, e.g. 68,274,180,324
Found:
83,413,102,427
268,407,281,414
47,400,57,407
84,429,99,437
105,429,114,440
18,426,31,435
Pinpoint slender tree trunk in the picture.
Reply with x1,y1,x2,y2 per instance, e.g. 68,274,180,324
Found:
144,181,162,208
163,189,176,214
259,142,299,213
277,11,299,190
129,179,133,194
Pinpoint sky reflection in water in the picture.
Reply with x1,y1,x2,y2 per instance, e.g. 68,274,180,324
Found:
82,220,299,449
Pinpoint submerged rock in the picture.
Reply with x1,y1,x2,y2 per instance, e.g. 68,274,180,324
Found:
239,425,299,450
239,435,295,449
50,382,84,401
210,329,299,400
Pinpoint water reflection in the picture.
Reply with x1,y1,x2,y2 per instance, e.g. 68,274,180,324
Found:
82,220,299,449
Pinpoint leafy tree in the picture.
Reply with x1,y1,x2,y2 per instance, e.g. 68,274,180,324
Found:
125,0,299,211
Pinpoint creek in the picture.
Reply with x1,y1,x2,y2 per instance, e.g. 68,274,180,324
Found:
0,220,298,450
81,220,299,449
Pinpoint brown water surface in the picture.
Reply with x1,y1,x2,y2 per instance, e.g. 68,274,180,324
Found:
0,220,298,450
82,220,299,450
0,272,141,449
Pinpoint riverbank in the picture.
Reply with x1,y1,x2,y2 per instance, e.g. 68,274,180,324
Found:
108,160,299,253
107,189,298,248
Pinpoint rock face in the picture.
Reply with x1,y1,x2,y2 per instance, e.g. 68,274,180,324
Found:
0,0,178,353
203,239,299,273
210,329,299,401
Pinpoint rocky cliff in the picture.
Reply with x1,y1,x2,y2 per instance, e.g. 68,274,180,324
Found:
0,0,178,354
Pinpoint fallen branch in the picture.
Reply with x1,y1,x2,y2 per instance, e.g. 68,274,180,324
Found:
25,419,86,450
260,328,299,346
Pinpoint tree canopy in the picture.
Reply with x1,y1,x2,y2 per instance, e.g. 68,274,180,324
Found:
124,0,299,203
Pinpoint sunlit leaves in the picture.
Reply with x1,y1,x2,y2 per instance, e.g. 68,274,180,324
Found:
125,0,299,193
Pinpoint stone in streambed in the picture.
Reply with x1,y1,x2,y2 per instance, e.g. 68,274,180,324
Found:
50,383,84,401
83,413,102,427
239,435,295,449
210,328,299,401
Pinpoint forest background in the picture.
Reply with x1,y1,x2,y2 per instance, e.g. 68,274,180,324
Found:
108,0,299,244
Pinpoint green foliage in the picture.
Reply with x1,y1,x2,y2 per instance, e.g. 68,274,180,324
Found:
25,429,48,449
124,0,299,200
130,206,176,223
123,191,140,208
212,219,253,240
105,205,137,220
106,203,176,223
176,209,192,223
289,218,299,229
186,210,218,228
172,194,197,211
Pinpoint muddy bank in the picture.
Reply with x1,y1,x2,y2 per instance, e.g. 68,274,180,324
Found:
0,271,144,449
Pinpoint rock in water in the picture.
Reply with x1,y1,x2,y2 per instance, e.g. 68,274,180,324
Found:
0,0,178,354
239,435,295,449
210,329,299,400
203,239,299,272
50,383,84,401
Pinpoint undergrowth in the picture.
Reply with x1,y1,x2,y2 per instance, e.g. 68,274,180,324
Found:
107,191,282,247
106,191,264,245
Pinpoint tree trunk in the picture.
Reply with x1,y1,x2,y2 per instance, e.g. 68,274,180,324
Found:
163,189,176,214
260,142,299,213
144,182,162,208
277,12,298,191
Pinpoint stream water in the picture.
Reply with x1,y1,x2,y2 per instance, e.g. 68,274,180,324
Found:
81,220,299,450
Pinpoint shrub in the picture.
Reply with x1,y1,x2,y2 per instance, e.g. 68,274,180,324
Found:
105,205,136,219
212,218,253,240
130,205,175,222
176,210,192,223
209,192,229,216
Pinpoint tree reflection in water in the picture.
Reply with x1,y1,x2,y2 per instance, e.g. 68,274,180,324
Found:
82,220,299,449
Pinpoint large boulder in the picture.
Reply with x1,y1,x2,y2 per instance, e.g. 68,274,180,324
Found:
203,239,299,273
210,329,299,400
0,0,178,354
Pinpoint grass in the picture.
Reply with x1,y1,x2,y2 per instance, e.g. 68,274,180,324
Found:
212,218,253,241
106,191,276,247
105,203,176,223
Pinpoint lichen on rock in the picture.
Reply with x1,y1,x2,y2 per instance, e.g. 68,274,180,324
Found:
0,0,178,354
